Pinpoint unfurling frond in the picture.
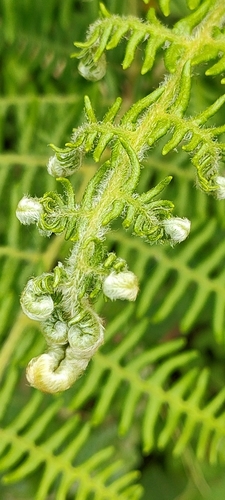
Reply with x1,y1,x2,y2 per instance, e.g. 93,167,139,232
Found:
49,62,225,197
122,176,174,243
12,0,225,404
74,1,225,75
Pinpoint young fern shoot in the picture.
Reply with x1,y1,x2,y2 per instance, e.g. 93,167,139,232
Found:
16,0,225,393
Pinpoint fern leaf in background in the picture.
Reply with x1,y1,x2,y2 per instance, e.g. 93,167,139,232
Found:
1,0,225,499
0,376,142,500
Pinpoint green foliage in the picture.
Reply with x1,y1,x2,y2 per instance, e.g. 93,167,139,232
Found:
1,0,225,499
0,373,142,500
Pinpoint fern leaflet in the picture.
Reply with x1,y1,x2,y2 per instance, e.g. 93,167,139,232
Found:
70,321,225,463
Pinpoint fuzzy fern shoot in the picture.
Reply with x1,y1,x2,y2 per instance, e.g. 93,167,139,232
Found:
16,0,225,398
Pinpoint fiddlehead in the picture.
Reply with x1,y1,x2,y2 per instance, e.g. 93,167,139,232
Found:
26,308,104,394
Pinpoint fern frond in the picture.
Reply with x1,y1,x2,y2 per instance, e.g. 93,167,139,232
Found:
122,176,174,242
51,60,225,196
74,5,173,75
70,324,225,462
74,1,225,77
107,219,225,343
0,0,89,93
0,375,142,500
52,87,165,168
